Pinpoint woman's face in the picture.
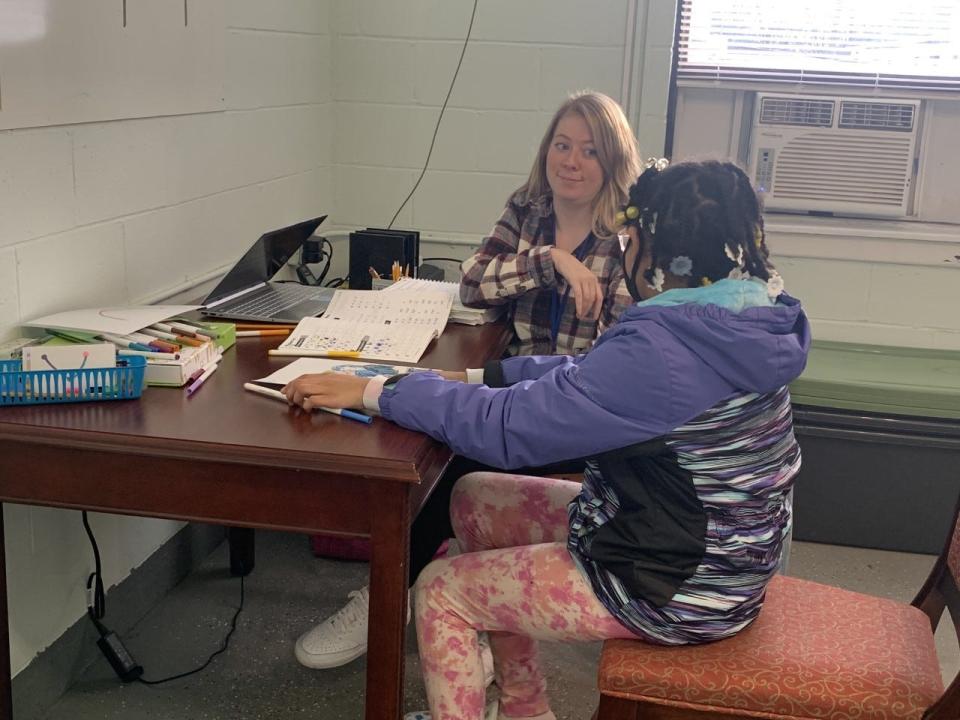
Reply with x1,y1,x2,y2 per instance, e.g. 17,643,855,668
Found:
545,112,605,209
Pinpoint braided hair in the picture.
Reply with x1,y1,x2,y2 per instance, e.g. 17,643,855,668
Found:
619,160,777,290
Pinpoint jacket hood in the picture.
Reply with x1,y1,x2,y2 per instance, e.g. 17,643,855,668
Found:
616,286,811,393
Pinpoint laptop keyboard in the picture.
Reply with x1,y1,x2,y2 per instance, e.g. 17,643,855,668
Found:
227,285,327,316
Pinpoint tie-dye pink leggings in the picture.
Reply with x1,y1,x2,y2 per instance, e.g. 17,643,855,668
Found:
413,472,639,720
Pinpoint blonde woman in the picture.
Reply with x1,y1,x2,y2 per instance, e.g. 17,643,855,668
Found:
460,91,641,356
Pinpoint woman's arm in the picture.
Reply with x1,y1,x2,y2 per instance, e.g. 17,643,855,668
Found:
459,201,557,308
598,271,635,336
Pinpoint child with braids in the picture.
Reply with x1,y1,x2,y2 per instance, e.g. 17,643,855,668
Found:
283,160,811,720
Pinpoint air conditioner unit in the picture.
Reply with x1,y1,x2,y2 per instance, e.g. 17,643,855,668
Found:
748,93,920,218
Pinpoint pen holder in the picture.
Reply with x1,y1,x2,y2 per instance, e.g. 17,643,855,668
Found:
0,355,147,406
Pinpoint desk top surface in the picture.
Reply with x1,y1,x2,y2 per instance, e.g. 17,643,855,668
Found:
0,322,513,482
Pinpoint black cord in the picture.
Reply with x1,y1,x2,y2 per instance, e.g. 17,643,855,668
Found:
386,0,479,229
297,237,334,286
82,511,245,686
82,511,106,620
137,576,245,686
421,257,464,264
324,276,347,288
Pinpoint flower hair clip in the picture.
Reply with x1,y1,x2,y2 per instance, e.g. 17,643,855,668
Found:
643,157,670,172
766,271,785,298
669,255,693,277
645,267,665,292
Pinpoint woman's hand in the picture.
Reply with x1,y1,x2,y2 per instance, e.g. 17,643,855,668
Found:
282,372,369,411
550,247,602,320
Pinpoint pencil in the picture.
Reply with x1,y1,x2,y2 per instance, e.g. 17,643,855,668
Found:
236,330,291,337
268,349,361,359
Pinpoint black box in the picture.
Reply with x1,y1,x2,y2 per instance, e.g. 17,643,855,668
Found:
791,407,960,554
348,228,419,290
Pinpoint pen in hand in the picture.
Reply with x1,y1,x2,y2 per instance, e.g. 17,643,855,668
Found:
243,383,372,424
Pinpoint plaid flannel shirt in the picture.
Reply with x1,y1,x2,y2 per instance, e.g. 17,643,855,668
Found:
460,191,634,357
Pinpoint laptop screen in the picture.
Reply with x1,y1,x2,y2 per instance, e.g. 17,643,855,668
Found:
204,216,326,305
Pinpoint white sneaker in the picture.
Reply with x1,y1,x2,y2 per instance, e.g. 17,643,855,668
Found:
295,586,371,669
295,584,412,669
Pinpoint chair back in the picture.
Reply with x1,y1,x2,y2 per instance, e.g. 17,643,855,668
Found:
913,492,960,719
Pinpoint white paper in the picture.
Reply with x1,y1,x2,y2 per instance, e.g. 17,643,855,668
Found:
23,305,201,336
22,343,116,372
384,278,502,325
324,289,452,337
275,317,436,363
257,358,421,386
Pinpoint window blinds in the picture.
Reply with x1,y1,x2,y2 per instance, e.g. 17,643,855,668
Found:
677,0,960,91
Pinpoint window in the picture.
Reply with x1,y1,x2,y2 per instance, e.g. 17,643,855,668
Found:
677,1,960,92
668,0,960,225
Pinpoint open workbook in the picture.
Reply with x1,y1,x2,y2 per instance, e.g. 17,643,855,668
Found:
384,278,504,325
271,289,453,363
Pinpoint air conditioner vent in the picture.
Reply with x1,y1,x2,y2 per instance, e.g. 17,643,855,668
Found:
772,131,914,206
759,97,834,127
839,101,915,131
749,94,921,218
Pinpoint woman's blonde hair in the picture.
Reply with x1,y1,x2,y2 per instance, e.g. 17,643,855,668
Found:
519,91,640,238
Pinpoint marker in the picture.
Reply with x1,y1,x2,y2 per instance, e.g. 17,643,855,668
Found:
235,330,291,337
186,359,220,396
173,319,222,338
126,332,177,353
100,333,155,353
110,347,181,360
242,383,373,424
149,339,181,353
140,327,179,341
167,321,213,340
235,324,297,331
152,321,209,340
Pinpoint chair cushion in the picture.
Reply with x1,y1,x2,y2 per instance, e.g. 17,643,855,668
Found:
599,575,944,719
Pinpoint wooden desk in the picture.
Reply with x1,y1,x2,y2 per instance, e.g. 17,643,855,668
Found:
0,321,512,720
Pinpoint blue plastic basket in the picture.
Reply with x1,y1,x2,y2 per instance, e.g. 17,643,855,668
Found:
0,355,147,406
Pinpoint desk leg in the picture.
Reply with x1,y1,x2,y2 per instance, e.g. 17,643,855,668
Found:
0,506,11,720
228,527,255,577
365,483,411,720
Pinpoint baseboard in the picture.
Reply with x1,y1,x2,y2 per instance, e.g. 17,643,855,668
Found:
12,522,226,720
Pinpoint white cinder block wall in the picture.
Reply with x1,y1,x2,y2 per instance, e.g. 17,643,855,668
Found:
2,1,334,676
330,0,635,240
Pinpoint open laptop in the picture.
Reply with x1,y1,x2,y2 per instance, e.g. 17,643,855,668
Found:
201,216,336,323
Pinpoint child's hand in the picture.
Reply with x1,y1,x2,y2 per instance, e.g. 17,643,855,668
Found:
550,247,602,320
282,372,369,411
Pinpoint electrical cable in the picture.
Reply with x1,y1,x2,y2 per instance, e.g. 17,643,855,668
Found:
136,576,244,686
82,512,244,685
82,511,106,621
386,0,479,230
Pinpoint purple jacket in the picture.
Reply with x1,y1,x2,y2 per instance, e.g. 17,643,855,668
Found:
378,292,810,470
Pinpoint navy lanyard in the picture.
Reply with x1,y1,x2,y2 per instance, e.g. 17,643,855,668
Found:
550,234,594,348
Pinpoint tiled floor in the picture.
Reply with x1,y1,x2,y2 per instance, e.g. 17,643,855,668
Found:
38,532,959,720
